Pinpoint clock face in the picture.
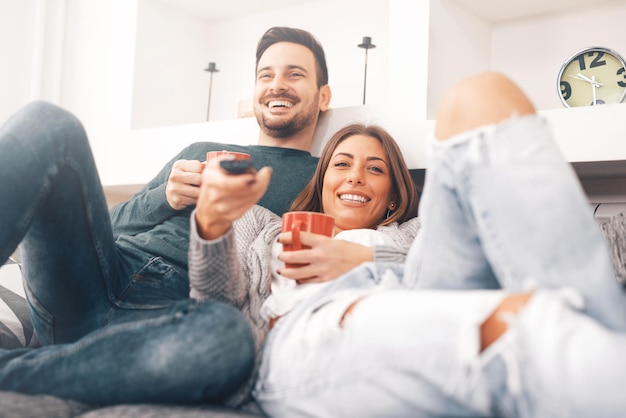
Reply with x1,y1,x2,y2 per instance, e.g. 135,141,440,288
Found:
558,47,626,108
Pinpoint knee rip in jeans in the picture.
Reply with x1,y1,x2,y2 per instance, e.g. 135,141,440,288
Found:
480,292,532,352
337,292,533,347
339,296,369,328
269,295,373,330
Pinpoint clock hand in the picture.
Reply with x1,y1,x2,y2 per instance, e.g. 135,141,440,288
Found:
592,75,597,105
571,73,604,87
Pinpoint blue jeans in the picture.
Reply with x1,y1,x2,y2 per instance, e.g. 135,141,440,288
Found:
255,115,626,417
0,102,254,404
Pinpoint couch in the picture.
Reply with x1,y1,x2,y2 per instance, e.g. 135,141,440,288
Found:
1,208,625,417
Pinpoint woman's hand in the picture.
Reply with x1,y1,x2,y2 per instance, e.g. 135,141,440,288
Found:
277,232,373,284
195,158,272,240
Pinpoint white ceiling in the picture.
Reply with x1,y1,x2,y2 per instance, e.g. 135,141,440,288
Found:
151,0,319,22
450,0,618,23
151,0,620,24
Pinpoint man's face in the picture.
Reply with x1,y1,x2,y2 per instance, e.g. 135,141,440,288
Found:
254,42,328,139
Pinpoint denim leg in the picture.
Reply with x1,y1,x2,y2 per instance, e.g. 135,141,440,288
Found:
511,289,626,417
405,114,626,331
256,286,508,417
402,132,500,291
0,299,255,405
0,101,120,344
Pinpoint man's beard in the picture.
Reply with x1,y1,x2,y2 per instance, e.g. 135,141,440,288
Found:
255,93,320,139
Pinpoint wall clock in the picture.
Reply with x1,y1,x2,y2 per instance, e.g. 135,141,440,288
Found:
557,47,626,107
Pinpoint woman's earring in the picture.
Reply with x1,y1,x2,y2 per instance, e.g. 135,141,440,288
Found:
386,201,396,219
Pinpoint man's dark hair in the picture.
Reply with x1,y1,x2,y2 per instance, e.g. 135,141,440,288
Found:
255,26,329,88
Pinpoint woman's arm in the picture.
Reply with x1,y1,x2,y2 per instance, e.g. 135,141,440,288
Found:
189,156,272,298
194,158,271,240
188,205,280,328
373,217,422,263
278,217,421,283
188,213,245,305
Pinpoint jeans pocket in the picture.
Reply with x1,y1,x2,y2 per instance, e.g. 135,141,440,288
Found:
117,257,189,308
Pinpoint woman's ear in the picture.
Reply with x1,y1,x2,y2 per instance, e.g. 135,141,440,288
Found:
385,201,397,220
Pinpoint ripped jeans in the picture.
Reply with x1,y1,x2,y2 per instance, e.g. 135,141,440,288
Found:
254,114,626,417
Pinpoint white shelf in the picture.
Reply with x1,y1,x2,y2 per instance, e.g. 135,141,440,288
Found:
448,0,616,23
540,104,626,164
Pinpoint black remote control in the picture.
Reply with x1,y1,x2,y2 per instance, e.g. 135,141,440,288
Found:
220,159,255,174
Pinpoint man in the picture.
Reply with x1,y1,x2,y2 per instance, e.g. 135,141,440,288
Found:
0,26,330,406
164,26,331,216
111,26,332,279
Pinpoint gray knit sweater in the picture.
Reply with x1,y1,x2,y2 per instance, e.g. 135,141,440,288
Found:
188,205,420,406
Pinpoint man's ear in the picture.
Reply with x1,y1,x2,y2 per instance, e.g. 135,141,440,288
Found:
318,85,332,112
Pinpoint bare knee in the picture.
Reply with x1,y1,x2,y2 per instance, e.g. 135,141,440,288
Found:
339,296,368,327
480,292,533,352
435,71,536,141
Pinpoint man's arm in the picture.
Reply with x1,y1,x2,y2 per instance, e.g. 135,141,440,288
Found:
109,146,201,238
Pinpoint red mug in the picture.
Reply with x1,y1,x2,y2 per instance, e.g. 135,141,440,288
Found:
281,211,335,268
205,151,251,162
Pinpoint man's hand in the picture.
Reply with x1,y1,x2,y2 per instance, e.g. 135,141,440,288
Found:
165,159,204,210
195,158,272,240
277,232,373,283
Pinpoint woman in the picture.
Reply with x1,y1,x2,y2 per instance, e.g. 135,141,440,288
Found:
252,73,626,417
189,123,420,405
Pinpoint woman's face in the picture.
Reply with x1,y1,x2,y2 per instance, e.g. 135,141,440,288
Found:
322,134,393,233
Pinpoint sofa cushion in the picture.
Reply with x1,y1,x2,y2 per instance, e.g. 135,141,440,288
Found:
0,391,262,417
0,262,38,349
600,211,626,286
0,390,91,417
77,404,261,417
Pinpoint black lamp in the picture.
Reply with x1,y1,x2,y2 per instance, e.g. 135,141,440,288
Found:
204,62,220,121
357,36,376,105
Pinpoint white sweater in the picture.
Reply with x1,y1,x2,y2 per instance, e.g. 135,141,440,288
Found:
188,204,420,406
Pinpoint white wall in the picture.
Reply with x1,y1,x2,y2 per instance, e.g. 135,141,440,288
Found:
61,1,136,126
131,0,212,129
426,0,492,119
131,0,390,128
0,0,138,172
57,0,138,172
0,0,67,121
0,0,38,120
387,0,430,121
